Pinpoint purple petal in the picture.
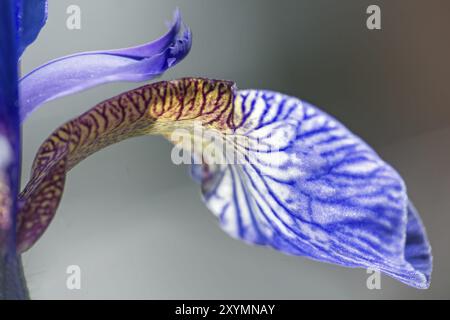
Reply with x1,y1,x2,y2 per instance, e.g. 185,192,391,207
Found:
16,0,48,57
196,89,432,289
19,9,191,122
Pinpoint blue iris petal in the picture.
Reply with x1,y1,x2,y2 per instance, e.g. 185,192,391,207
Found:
16,0,48,57
18,9,191,122
196,90,432,289
0,0,19,198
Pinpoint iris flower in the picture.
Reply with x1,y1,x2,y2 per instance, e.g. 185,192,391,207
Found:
1,1,432,300
0,0,190,299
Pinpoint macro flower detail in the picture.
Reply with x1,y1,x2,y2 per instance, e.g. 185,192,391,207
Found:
1,0,191,299
16,78,432,289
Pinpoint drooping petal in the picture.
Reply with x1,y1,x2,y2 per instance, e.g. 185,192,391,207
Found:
18,9,191,122
195,89,432,288
17,78,432,289
16,0,48,57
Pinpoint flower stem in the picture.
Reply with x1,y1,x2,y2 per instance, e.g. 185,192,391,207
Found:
0,252,29,299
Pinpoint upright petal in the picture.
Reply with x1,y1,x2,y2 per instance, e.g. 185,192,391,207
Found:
0,0,28,300
16,0,48,57
19,9,191,122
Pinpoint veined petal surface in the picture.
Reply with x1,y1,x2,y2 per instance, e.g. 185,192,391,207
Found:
19,9,191,122
17,78,432,289
16,78,234,252
197,89,432,288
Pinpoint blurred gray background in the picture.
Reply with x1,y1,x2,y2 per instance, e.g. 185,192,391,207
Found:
20,0,450,299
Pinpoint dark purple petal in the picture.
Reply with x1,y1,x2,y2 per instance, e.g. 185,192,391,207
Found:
16,0,48,57
0,0,28,299
19,9,191,122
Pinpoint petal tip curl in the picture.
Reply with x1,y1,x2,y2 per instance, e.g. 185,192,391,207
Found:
19,9,191,122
